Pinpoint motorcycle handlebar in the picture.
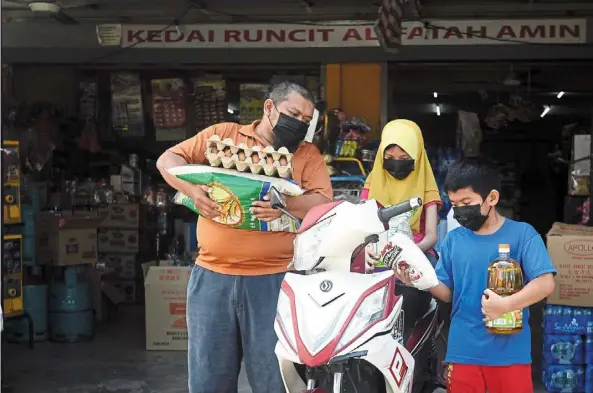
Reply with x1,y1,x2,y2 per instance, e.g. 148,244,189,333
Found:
377,197,423,223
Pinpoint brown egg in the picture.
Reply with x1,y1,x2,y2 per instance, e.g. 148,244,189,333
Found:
266,156,274,165
279,157,288,166
251,153,260,164
238,151,246,161
223,147,233,157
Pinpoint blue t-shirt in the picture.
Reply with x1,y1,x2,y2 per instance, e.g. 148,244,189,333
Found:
436,219,556,366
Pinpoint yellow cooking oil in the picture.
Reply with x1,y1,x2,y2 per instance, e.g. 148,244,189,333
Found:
485,244,524,335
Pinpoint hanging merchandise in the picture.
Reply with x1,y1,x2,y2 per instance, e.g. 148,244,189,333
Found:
78,80,98,121
77,79,101,153
110,72,145,137
335,117,370,158
569,133,591,196
151,78,187,141
194,77,227,131
457,111,482,157
239,84,268,124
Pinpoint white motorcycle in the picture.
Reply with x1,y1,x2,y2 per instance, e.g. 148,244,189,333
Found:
269,188,446,393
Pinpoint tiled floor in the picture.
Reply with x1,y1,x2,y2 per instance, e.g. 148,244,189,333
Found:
2,304,548,393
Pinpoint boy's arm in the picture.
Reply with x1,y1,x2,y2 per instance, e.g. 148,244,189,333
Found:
429,282,453,303
430,234,454,303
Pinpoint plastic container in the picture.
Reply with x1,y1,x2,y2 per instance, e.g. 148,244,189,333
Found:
48,266,94,343
4,284,49,343
542,363,586,393
543,334,585,365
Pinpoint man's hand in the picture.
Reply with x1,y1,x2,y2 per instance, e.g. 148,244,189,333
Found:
364,245,380,272
481,289,512,322
192,185,222,219
250,194,282,222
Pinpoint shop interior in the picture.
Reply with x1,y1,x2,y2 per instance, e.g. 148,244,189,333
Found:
2,61,593,392
388,62,593,235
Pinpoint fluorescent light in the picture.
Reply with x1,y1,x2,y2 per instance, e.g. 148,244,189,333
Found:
436,104,441,116
540,106,550,118
227,108,234,114
557,91,565,99
433,92,438,98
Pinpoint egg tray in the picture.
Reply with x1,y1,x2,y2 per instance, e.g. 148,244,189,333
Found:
205,135,293,179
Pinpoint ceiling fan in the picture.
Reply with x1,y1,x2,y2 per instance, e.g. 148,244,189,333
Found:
2,0,103,24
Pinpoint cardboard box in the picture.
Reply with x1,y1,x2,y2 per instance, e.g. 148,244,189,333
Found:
97,228,139,253
546,222,593,307
88,269,126,323
36,212,100,266
98,253,136,279
98,204,139,229
143,261,192,351
114,280,137,303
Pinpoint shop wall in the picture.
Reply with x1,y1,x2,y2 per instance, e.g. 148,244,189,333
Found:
7,66,78,116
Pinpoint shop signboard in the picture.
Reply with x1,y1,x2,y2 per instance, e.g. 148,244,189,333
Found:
97,19,587,48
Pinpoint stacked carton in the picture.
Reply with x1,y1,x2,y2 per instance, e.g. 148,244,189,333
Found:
97,204,140,303
541,305,593,393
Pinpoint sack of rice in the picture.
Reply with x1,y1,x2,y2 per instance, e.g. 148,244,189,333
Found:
169,165,303,232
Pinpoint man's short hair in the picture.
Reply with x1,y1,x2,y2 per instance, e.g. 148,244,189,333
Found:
444,157,502,199
268,81,315,105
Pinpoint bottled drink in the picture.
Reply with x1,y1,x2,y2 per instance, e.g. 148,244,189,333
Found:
485,244,524,334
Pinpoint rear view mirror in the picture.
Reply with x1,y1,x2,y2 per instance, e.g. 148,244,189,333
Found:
269,187,287,209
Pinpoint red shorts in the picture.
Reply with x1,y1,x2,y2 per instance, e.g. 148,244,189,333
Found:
446,363,533,393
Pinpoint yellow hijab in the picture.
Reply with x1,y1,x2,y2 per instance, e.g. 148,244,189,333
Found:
366,119,441,234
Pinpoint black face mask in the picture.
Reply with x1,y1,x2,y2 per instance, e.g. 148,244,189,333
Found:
383,158,415,180
268,107,309,153
453,203,492,232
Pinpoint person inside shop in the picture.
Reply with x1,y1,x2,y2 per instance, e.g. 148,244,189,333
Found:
156,82,332,393
390,158,556,393
362,119,442,338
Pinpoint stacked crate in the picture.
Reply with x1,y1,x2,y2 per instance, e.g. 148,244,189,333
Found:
541,305,593,393
97,203,140,304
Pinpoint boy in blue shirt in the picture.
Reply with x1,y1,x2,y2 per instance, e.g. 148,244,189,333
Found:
396,158,556,393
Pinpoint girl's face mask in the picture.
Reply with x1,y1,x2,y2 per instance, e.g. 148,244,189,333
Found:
383,158,415,180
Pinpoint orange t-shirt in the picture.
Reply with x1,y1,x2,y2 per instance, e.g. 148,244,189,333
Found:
168,121,333,276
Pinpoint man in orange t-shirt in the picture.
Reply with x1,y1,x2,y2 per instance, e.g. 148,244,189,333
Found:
157,82,332,393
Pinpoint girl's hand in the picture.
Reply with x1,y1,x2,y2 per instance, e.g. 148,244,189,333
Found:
364,244,379,272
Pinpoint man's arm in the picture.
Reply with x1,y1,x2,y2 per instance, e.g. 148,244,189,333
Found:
286,146,333,218
156,125,222,218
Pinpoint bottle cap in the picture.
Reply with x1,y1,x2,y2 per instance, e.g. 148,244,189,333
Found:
499,244,510,253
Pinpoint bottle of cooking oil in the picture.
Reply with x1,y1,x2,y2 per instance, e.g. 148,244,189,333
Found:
485,244,524,335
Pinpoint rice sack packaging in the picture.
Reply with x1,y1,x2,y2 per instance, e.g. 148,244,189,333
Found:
169,165,303,232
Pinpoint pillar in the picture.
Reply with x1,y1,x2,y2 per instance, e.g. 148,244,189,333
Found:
324,63,388,139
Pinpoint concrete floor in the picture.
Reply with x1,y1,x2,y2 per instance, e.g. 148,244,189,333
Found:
2,305,251,393
2,304,548,393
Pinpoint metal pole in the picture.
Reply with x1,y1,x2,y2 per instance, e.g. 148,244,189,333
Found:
589,109,593,226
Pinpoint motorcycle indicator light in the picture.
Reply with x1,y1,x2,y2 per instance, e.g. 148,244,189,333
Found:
292,217,333,271
276,289,297,352
335,284,389,352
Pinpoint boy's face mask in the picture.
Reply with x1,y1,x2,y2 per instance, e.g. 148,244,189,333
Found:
452,194,493,231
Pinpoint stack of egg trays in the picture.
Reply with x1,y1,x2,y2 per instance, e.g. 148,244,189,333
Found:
205,135,293,179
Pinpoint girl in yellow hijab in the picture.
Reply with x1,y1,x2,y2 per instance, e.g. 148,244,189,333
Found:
362,119,442,255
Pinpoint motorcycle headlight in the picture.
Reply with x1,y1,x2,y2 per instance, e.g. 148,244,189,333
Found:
336,285,388,351
292,218,333,271
276,289,297,351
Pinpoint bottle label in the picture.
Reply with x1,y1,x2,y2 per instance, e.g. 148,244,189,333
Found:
486,309,523,330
